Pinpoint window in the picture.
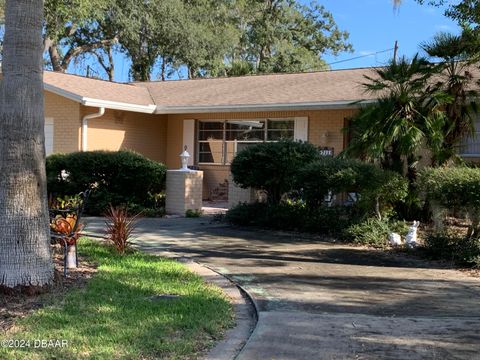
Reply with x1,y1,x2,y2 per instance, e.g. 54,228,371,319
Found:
459,117,480,156
198,119,295,164
267,120,294,141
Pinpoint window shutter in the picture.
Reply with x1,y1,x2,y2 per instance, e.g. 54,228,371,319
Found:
44,118,54,155
183,119,195,166
294,117,308,142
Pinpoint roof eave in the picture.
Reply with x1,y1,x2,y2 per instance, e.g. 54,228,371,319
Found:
82,97,157,114
44,82,374,115
44,84,157,114
154,100,374,114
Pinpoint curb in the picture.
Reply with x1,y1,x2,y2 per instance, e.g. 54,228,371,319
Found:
200,264,261,360
201,263,260,323
176,259,258,360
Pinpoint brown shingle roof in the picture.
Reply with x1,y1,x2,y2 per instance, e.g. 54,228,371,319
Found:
136,68,377,108
44,71,153,106
41,65,480,113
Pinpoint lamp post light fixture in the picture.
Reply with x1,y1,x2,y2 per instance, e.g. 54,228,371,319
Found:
180,145,191,171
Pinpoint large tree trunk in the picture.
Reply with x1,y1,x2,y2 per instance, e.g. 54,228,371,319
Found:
0,0,53,289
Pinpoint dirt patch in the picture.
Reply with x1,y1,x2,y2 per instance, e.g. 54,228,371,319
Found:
0,245,97,333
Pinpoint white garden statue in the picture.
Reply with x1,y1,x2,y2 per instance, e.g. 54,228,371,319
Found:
405,221,420,248
388,232,402,246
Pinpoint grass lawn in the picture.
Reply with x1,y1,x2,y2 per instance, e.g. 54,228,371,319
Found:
1,239,234,359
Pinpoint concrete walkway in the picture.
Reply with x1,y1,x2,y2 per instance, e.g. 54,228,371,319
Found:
85,216,480,360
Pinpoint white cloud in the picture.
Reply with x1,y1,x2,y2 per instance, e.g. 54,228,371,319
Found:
359,50,375,56
435,24,453,31
421,7,437,15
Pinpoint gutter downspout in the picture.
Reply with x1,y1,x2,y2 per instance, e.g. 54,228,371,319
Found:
82,107,105,151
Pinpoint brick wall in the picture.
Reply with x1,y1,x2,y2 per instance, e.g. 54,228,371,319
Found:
228,174,256,208
44,91,81,153
165,170,203,215
45,92,168,163
83,107,167,163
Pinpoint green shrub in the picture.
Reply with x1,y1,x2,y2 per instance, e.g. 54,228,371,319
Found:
46,151,166,215
303,206,355,236
419,166,480,238
344,218,409,248
299,157,408,217
424,232,480,267
225,202,354,236
230,140,319,204
225,202,304,230
185,209,202,218
224,203,260,226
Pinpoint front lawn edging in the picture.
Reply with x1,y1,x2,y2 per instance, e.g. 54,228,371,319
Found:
173,259,257,360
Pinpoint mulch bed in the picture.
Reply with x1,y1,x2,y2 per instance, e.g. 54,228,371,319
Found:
0,245,97,333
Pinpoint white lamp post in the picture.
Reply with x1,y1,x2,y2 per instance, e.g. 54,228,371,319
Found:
180,145,191,171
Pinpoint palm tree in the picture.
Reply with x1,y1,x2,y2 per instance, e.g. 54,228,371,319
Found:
421,31,480,164
343,55,444,182
0,0,53,289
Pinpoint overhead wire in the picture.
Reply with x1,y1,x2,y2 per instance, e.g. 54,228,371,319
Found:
327,48,395,66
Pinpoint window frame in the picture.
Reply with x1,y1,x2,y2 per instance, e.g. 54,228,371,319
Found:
197,118,296,165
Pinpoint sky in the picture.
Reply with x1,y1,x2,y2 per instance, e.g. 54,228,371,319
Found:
69,0,461,82
315,0,461,70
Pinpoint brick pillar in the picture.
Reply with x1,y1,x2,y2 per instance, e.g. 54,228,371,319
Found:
166,170,203,215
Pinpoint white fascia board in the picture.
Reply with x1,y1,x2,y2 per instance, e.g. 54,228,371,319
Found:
44,84,156,114
154,100,375,114
82,97,157,113
44,83,84,103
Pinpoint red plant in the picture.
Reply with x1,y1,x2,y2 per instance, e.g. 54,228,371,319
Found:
104,205,141,254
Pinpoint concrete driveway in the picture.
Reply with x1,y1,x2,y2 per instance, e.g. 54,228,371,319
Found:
85,216,480,360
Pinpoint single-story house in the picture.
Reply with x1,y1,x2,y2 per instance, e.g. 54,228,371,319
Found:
34,68,480,200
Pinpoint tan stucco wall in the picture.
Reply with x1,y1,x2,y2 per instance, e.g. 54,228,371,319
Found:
44,91,82,153
165,109,357,169
83,107,167,163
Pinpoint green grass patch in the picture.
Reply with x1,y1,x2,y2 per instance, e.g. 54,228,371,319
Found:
1,239,233,359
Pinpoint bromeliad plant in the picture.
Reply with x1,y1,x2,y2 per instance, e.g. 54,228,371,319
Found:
104,205,141,254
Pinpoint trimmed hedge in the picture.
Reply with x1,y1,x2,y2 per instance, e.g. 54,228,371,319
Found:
231,140,320,204
298,157,408,218
419,166,480,210
47,151,166,215
419,166,480,238
417,167,480,266
228,144,410,241
424,232,480,266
